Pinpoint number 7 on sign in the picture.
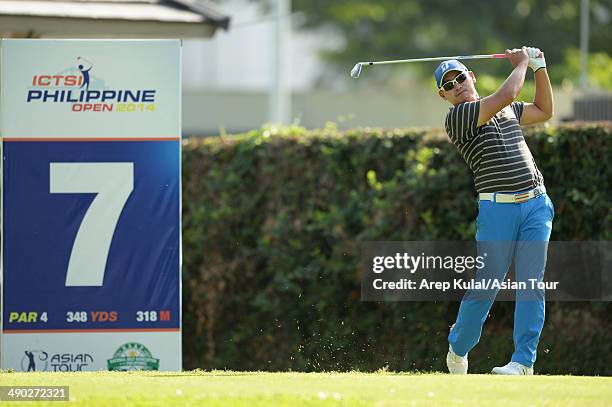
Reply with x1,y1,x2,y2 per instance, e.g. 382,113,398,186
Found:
50,163,134,286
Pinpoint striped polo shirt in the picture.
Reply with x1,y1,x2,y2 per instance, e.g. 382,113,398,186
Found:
444,100,544,193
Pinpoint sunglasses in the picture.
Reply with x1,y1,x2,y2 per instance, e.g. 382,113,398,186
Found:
439,71,468,92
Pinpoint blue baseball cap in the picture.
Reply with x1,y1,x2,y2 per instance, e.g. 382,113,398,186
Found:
434,59,468,88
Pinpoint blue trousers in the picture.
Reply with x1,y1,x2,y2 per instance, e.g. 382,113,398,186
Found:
448,192,554,367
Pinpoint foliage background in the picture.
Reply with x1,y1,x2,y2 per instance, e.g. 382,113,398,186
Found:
289,0,612,91
181,123,611,374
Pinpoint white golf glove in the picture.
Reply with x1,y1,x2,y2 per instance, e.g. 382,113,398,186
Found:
525,46,546,72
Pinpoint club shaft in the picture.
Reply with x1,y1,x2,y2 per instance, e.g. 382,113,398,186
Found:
360,54,507,66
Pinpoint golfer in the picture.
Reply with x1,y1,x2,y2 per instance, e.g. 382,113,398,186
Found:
435,47,554,375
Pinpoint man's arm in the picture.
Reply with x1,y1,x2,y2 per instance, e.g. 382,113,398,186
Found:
520,67,554,125
477,48,530,127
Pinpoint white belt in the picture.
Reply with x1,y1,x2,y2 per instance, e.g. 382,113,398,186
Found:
479,186,546,203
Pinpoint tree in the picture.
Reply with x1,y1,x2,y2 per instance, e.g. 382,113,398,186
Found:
292,0,611,87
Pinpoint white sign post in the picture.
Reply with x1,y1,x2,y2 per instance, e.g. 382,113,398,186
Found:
0,39,182,371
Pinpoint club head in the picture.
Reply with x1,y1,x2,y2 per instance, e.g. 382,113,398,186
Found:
350,63,362,79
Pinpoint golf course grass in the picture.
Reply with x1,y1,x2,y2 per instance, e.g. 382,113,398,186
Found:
0,370,610,406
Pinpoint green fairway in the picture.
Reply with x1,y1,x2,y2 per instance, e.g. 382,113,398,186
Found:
0,370,610,406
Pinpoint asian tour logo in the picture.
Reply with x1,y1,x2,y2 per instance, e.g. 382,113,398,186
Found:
21,349,94,372
27,56,157,113
107,343,160,371
21,350,48,372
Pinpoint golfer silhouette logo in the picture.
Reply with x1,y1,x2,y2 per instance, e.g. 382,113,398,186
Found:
21,350,49,372
77,56,93,90
25,350,35,371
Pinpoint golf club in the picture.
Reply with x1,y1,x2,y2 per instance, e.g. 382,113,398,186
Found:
350,53,507,78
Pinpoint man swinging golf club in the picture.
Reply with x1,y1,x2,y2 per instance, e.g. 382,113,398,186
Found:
436,47,555,375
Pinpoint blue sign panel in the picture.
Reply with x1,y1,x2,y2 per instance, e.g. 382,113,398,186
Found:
2,140,180,331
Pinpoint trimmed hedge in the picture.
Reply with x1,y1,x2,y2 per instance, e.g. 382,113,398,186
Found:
181,123,611,375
